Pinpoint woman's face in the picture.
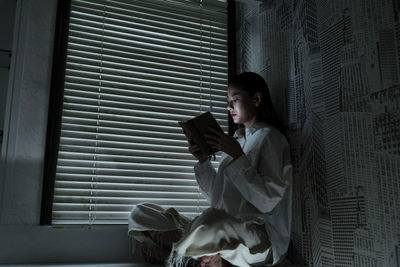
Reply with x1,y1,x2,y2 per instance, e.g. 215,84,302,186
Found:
227,86,260,128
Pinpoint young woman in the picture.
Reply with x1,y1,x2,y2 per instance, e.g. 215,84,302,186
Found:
128,72,293,267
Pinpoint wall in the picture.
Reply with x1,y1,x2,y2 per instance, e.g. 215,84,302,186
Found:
0,0,16,151
0,0,133,264
0,0,55,225
236,0,400,266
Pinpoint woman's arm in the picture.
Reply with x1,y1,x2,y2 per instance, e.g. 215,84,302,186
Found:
187,137,217,200
201,126,292,211
194,160,217,201
224,135,292,213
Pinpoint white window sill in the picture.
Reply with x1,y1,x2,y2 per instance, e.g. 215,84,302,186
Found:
0,225,138,265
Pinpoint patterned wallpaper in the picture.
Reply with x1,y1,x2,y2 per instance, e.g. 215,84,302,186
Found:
235,0,400,266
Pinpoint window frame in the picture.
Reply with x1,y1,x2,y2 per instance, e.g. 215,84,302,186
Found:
40,0,236,225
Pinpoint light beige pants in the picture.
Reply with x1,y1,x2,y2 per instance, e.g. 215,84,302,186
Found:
128,203,272,267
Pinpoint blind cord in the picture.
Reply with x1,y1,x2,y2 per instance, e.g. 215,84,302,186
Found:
199,0,203,116
209,8,213,114
197,0,204,213
90,2,107,225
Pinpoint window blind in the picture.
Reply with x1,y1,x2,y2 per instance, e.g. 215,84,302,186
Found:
52,0,228,224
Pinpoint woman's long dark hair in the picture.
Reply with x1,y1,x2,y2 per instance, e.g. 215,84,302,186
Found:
229,72,285,135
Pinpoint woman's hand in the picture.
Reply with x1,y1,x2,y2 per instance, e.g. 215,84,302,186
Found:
200,254,230,267
188,137,209,163
205,127,243,160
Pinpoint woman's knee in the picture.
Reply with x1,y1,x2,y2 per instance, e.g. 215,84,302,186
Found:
191,208,240,229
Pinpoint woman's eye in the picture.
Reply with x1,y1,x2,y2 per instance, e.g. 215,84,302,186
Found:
227,99,239,105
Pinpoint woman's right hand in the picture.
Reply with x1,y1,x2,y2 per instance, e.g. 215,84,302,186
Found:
188,138,208,163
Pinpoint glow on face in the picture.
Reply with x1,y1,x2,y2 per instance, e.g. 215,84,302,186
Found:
227,87,258,128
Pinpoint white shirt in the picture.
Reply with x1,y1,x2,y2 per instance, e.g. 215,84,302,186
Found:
194,122,293,265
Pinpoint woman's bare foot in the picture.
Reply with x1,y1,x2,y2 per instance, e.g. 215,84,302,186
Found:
200,254,232,267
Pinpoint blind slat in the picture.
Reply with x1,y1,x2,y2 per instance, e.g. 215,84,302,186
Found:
54,196,209,205
68,30,227,57
69,12,227,44
55,181,200,191
71,3,227,33
68,42,228,68
62,102,227,122
64,83,228,103
53,204,208,212
67,37,227,65
65,60,227,85
64,74,227,94
58,145,222,162
69,20,227,48
56,175,200,186
67,53,228,79
61,110,229,129
72,0,227,27
61,103,227,122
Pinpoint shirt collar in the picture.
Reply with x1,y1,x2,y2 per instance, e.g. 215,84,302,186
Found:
245,121,269,136
234,121,269,138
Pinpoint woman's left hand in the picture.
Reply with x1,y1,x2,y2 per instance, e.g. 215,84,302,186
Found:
205,127,243,159
200,253,230,267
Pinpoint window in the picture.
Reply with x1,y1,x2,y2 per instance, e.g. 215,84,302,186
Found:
42,0,230,225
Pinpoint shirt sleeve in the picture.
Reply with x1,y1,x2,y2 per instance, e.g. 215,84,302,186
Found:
194,160,217,201
224,134,292,214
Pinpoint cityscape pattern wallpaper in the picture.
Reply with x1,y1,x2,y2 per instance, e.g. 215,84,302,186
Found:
235,0,400,266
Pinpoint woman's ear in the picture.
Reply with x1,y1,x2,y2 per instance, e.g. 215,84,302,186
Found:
253,92,262,107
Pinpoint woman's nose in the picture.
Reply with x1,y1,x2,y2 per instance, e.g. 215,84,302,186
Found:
227,101,233,110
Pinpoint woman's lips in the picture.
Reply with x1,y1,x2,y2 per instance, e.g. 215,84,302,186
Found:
230,114,236,117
